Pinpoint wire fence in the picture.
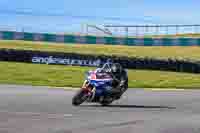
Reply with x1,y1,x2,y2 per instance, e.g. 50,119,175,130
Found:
1,24,200,38
86,24,200,37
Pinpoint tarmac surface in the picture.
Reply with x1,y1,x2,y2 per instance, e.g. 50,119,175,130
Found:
1,85,200,133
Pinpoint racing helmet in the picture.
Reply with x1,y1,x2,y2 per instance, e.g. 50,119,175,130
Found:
111,63,122,74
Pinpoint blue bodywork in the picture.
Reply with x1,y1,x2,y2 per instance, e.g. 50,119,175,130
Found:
85,70,113,97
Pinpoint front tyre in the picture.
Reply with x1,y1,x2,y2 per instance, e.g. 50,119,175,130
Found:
72,89,88,106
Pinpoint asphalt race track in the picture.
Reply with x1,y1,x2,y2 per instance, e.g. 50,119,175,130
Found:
1,85,200,133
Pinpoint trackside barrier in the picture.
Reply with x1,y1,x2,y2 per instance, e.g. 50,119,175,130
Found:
1,48,200,74
0,31,200,46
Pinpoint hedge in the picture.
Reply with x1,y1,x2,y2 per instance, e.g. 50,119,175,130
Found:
0,48,200,74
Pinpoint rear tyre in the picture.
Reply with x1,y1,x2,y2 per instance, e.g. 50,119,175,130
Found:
99,97,113,106
100,101,113,106
72,89,88,106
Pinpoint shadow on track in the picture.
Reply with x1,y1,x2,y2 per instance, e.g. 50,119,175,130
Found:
80,104,176,109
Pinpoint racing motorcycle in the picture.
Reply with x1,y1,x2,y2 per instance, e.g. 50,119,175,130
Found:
72,63,120,106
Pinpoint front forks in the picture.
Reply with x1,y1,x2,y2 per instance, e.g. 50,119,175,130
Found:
81,80,96,102
82,80,92,91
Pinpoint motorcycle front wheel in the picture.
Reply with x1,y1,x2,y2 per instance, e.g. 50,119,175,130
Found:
72,89,88,106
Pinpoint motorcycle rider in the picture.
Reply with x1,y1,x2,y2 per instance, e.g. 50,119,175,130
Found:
97,61,128,100
109,63,128,99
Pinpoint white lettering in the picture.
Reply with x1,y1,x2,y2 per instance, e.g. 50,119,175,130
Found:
31,56,102,67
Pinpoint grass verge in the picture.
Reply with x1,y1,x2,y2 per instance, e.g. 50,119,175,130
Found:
0,61,200,89
1,40,200,61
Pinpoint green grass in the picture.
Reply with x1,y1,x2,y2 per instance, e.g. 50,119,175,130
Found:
1,40,200,61
1,61,200,88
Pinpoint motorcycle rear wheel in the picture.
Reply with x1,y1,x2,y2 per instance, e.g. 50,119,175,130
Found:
99,97,113,106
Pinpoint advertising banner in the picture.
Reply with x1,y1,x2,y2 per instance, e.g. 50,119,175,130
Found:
0,48,200,74
32,56,102,67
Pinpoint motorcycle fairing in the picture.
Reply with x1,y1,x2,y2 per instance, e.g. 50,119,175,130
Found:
86,70,113,97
